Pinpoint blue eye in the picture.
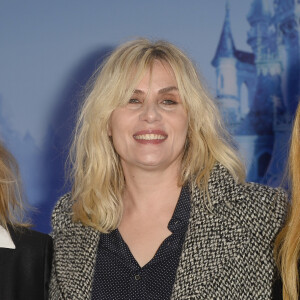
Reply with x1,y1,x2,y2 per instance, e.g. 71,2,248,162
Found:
162,99,177,105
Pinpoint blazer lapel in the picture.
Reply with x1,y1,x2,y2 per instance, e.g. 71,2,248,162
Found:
54,219,101,299
171,164,247,299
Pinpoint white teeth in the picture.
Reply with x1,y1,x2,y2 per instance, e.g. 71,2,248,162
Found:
134,134,166,140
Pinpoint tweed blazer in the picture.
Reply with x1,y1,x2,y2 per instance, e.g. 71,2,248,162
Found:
49,164,287,299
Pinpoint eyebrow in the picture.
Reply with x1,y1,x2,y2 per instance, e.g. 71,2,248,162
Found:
133,86,179,95
158,86,179,94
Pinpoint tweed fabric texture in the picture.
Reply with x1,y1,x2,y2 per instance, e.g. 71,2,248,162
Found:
49,164,287,299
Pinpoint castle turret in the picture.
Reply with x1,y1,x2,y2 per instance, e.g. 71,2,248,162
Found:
273,0,300,114
247,0,281,76
212,2,239,125
247,0,271,54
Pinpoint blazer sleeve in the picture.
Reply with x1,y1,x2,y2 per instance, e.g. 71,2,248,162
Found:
49,193,72,300
49,267,63,300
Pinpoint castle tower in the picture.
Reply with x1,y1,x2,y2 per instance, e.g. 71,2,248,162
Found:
247,0,282,134
212,2,240,125
247,0,272,60
212,0,297,185
273,0,300,114
246,0,285,185
247,0,281,75
260,0,300,186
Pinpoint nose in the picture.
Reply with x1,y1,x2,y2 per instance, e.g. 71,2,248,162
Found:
139,101,162,123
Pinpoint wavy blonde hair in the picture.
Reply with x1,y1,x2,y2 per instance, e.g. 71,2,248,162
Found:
0,140,28,229
274,104,300,300
70,38,245,232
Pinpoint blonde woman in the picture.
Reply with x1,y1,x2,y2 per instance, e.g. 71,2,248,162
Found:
0,140,53,300
274,104,300,300
50,39,288,299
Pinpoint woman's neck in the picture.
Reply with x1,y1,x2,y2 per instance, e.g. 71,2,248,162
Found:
122,164,181,213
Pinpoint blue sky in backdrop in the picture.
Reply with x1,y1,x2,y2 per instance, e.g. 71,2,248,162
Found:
0,0,254,146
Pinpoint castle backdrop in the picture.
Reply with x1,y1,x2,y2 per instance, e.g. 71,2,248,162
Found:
0,0,299,232
213,0,299,186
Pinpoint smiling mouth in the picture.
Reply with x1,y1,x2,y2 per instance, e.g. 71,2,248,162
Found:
134,134,167,141
133,131,168,144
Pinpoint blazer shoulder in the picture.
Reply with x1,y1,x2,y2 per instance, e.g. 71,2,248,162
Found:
234,182,288,240
10,226,52,248
51,193,73,233
207,163,288,222
239,182,288,214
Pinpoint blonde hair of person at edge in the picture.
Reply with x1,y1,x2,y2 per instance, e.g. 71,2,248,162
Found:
49,38,288,300
0,140,52,300
274,103,300,300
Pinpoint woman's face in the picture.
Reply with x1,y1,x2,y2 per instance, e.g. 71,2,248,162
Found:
109,60,188,173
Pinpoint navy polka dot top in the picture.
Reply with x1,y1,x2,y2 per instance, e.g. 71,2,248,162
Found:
91,185,191,300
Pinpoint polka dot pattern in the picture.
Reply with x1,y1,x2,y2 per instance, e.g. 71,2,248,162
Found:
91,185,191,300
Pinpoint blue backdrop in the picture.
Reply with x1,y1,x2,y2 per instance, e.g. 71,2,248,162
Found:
0,0,298,232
